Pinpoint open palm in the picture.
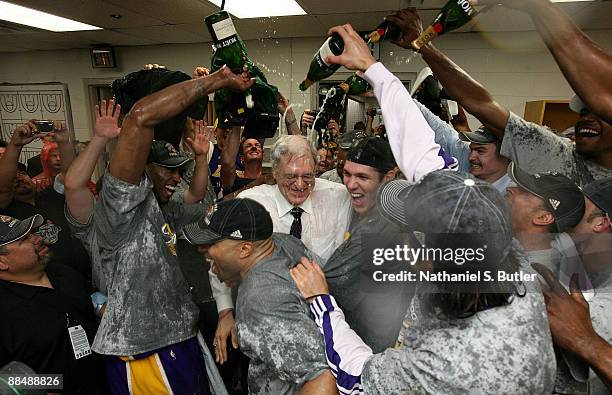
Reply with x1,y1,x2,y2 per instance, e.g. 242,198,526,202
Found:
94,99,121,139
186,119,211,157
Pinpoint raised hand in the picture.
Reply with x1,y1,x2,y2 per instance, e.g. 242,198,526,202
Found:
384,8,424,51
48,121,70,143
10,120,42,146
278,91,290,114
325,24,377,72
185,119,211,157
94,99,121,139
193,66,210,79
218,65,255,92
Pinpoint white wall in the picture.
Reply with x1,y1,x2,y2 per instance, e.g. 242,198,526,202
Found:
1,28,610,140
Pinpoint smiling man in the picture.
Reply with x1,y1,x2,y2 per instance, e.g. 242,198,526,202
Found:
343,136,398,226
183,199,337,395
386,8,612,187
238,135,351,260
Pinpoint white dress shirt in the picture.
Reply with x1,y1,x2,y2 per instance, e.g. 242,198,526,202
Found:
210,178,352,312
238,178,351,260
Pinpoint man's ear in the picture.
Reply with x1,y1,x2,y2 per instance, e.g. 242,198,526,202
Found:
382,167,398,182
239,241,254,259
0,255,9,271
593,215,612,233
533,210,555,227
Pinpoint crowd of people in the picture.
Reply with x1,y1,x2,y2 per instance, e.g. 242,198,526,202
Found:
1,1,611,394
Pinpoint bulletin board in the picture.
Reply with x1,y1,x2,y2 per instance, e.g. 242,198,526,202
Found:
0,83,74,163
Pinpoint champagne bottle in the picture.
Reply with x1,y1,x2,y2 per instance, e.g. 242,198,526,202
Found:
299,34,344,91
205,11,254,108
412,0,478,51
339,74,371,95
205,11,280,138
367,20,401,44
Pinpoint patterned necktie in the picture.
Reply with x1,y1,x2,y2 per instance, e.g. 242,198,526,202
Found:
289,207,304,239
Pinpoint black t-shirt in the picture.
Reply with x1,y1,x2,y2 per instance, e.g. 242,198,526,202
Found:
0,190,92,289
0,264,105,394
223,177,256,195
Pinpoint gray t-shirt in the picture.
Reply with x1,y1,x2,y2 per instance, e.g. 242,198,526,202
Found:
68,172,203,355
362,277,557,394
235,233,328,395
501,112,612,186
325,207,412,353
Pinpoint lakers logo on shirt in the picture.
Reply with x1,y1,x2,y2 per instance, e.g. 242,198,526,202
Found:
161,223,177,256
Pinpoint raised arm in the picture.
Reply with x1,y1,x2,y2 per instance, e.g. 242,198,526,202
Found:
0,121,40,208
110,66,254,185
50,121,76,180
220,126,241,191
64,99,120,223
485,0,612,123
278,92,301,135
182,119,211,204
386,9,510,136
325,24,454,180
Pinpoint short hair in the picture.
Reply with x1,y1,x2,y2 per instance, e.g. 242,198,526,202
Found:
270,135,317,171
239,137,262,156
353,121,366,131
0,245,8,255
0,139,7,148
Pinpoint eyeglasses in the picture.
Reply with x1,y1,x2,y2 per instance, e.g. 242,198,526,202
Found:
281,173,315,186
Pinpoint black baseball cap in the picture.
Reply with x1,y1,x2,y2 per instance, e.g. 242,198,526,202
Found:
148,140,191,168
458,126,498,144
507,162,585,232
183,199,273,245
377,170,513,263
347,136,396,173
0,214,44,247
582,177,612,215
337,129,369,150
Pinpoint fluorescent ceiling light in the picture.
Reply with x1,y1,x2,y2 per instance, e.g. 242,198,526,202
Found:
0,1,102,31
208,0,306,19
550,0,594,2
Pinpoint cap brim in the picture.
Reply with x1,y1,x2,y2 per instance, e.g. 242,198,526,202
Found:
183,220,228,246
153,157,192,169
458,131,496,144
507,162,544,200
377,179,414,226
0,214,44,247
569,95,586,113
410,67,434,96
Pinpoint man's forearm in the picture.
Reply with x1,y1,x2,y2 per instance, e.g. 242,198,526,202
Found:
419,44,510,136
184,155,208,204
110,72,225,184
220,126,241,190
526,1,612,123
284,109,301,135
57,139,76,175
64,135,107,223
65,135,107,190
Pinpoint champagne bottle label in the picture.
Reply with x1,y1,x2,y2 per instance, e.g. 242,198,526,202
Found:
411,25,438,51
212,18,237,41
212,18,239,49
317,37,336,67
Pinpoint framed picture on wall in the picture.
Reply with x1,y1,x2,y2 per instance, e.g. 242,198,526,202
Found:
90,47,116,68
